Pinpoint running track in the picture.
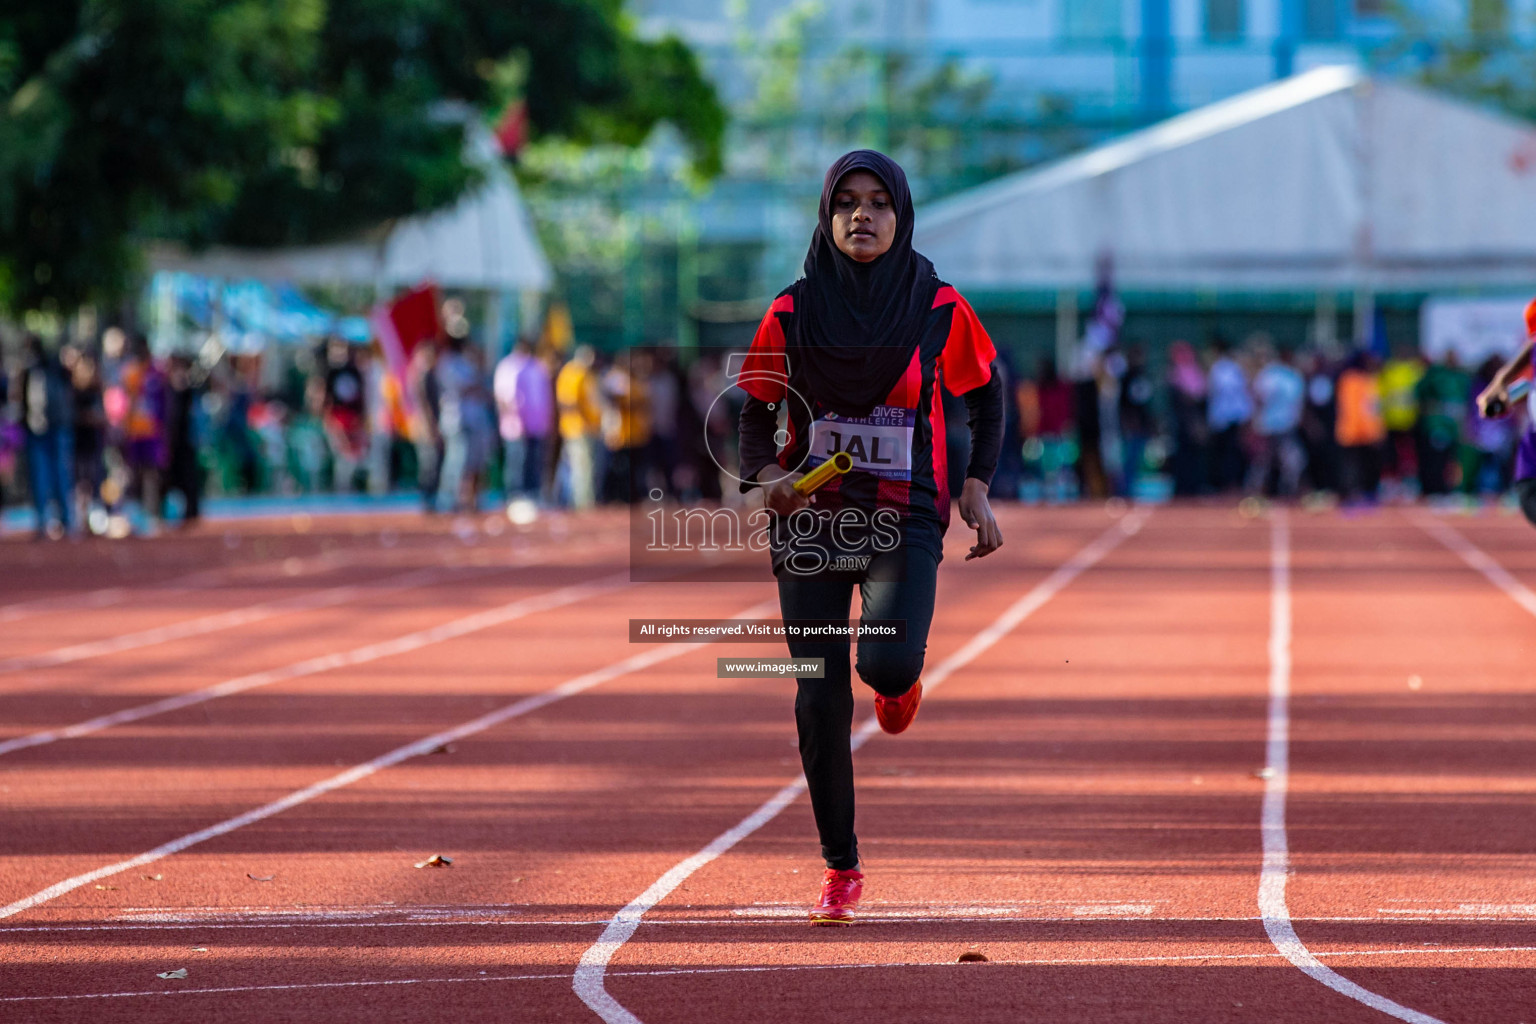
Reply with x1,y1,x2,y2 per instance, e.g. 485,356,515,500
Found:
1,504,1533,1022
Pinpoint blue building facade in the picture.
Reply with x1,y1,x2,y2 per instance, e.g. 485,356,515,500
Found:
637,0,1533,129
920,0,1531,120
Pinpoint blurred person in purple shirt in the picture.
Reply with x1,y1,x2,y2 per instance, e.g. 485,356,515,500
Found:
494,336,553,505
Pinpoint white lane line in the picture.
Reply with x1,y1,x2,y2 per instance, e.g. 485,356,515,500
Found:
10,944,1534,1005
1379,904,1536,917
730,904,1159,919
0,538,577,679
0,597,776,921
1413,513,1536,617
573,512,1149,1024
0,586,128,625
1261,512,1446,1024
0,566,454,675
0,547,356,626
13,908,1536,935
0,570,629,758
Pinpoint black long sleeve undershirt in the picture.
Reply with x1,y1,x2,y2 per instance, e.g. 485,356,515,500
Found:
960,363,1005,486
737,360,1006,491
738,397,780,491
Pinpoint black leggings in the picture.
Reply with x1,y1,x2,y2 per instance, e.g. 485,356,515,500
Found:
1517,478,1536,528
777,545,939,870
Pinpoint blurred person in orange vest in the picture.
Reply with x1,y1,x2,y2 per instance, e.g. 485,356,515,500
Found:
1334,350,1387,506
555,345,602,509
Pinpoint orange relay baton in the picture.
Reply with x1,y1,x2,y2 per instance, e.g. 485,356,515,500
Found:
793,451,854,495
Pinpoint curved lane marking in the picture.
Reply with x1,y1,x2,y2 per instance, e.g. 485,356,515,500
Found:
1261,512,1445,1024
573,512,1149,1024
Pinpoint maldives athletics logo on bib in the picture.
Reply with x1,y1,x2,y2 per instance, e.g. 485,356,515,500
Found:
808,406,915,481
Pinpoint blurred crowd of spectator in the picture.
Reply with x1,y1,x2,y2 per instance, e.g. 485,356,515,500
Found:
0,327,744,539
0,328,208,540
1,320,1524,540
1006,334,1522,508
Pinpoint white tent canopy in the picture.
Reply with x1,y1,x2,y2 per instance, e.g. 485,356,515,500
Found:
151,126,551,293
915,65,1536,293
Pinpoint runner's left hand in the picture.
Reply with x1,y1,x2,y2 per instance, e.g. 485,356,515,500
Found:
1477,380,1511,419
958,478,1003,560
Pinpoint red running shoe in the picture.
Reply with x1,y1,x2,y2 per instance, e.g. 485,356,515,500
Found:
809,867,863,926
874,679,923,735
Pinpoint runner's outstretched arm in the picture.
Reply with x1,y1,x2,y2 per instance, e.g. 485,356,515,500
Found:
958,363,1005,560
1477,339,1535,417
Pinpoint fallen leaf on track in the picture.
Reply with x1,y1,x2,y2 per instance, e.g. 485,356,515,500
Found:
142,874,162,881
247,873,275,882
157,969,188,980
94,885,117,890
415,855,453,868
429,743,456,755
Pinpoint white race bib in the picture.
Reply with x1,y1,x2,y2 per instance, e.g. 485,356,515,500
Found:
807,406,915,481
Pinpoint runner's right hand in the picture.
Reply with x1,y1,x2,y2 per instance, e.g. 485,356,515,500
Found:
760,472,810,516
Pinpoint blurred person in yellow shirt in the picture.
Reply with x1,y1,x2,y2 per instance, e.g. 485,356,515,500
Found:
556,345,602,509
1379,348,1425,495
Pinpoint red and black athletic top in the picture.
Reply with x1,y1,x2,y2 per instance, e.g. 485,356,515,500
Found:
737,281,1003,569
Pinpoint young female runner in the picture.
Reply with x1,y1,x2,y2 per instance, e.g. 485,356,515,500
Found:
737,150,1006,925
1475,298,1536,525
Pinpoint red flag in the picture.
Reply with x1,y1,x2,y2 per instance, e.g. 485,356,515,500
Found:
371,283,442,422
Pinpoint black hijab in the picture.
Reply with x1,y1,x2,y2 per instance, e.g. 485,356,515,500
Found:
790,150,940,417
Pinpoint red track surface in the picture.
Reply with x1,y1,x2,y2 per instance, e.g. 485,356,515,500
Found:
1,504,1534,1022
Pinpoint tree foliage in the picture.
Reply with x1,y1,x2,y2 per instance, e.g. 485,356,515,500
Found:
1390,7,1536,124
0,0,725,316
